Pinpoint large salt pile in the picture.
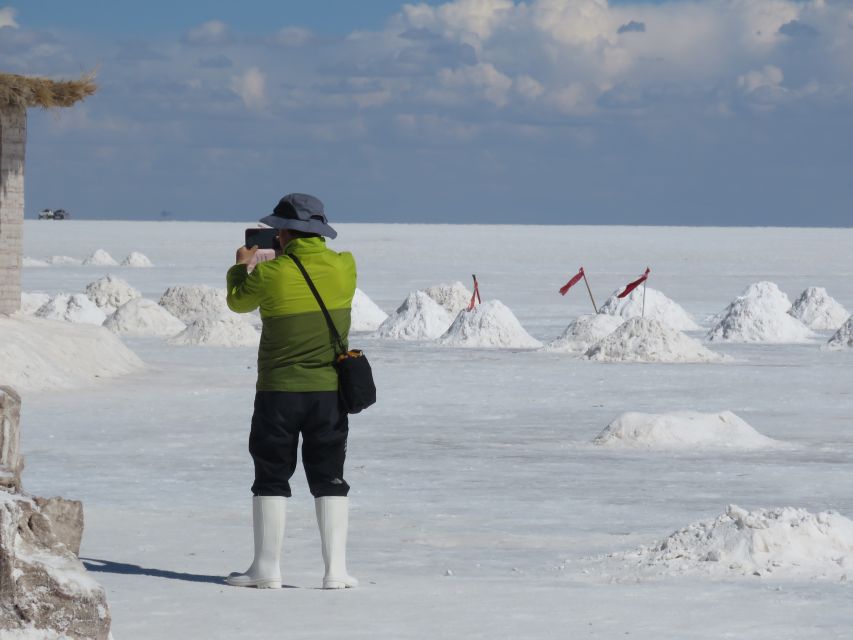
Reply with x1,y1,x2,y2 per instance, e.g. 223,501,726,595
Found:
593,411,786,450
35,294,106,326
47,255,81,265
168,316,259,347
423,281,473,315
351,288,388,332
825,316,853,350
614,504,853,580
159,285,230,322
788,287,849,331
85,275,142,314
376,291,453,340
22,257,49,267
0,317,143,392
599,287,700,331
546,313,624,353
584,317,725,363
104,299,186,337
707,282,814,343
438,300,542,349
121,251,153,267
82,249,119,266
19,292,50,315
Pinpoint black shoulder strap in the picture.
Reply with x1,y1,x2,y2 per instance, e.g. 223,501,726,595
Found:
289,254,347,356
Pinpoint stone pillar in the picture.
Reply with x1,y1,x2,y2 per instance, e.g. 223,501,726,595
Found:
0,386,23,491
0,105,26,316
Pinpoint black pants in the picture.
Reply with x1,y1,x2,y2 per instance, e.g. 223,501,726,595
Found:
249,391,350,498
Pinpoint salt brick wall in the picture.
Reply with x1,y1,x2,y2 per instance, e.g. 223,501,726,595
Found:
0,106,26,316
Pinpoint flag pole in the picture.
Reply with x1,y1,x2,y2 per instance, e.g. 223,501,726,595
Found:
582,270,598,314
642,281,647,318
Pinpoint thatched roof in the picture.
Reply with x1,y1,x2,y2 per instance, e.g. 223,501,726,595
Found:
0,72,97,109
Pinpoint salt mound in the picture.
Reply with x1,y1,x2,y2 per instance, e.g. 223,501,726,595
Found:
82,249,119,266
351,288,388,332
616,504,853,579
159,285,230,322
104,298,186,337
19,292,50,316
599,287,700,331
423,281,473,315
85,275,141,314
168,316,259,347
376,291,453,340
438,300,542,349
35,294,106,326
825,316,853,350
593,411,786,450
47,255,81,266
0,317,143,392
121,251,153,267
22,257,49,267
788,287,849,331
707,282,814,343
546,313,624,353
584,317,726,363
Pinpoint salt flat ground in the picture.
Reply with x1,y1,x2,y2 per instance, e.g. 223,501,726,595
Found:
18,221,853,639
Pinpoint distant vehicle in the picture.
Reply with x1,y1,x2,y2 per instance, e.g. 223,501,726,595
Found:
37,208,71,220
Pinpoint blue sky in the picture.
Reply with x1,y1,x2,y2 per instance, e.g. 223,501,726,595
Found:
2,1,851,226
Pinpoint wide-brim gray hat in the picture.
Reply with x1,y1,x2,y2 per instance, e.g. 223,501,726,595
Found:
259,193,337,239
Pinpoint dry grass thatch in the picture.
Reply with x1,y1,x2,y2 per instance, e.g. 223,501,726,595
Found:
0,72,97,109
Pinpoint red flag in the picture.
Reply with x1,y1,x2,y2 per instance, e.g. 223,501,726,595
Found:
617,267,650,299
559,267,585,296
467,275,481,311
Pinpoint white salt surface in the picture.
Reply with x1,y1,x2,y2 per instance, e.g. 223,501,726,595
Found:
168,316,259,347
609,504,853,580
46,255,81,266
82,249,119,266
584,317,726,363
423,281,473,315
599,287,700,331
546,313,624,353
708,282,815,343
18,292,50,316
159,285,230,322
85,275,141,314
121,251,153,267
593,411,787,450
788,287,849,331
34,294,107,326
351,288,388,332
438,300,542,349
0,317,142,392
825,316,853,350
15,222,853,639
22,257,49,267
104,299,186,337
376,290,453,340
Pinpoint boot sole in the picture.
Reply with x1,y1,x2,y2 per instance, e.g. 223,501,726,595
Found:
323,580,358,589
225,577,282,589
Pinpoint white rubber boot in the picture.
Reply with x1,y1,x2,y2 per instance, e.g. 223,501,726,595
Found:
226,496,286,589
315,496,358,589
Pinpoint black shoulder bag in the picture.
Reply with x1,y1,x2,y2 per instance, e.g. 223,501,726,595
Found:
290,254,376,414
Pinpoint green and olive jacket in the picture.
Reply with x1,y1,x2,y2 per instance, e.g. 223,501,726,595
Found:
226,237,356,392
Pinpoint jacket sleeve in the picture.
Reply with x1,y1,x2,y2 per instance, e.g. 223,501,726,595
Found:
226,264,264,313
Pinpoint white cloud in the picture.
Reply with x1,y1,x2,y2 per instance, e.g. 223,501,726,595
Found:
738,65,784,94
231,67,266,110
438,62,513,106
0,6,18,29
184,20,230,45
